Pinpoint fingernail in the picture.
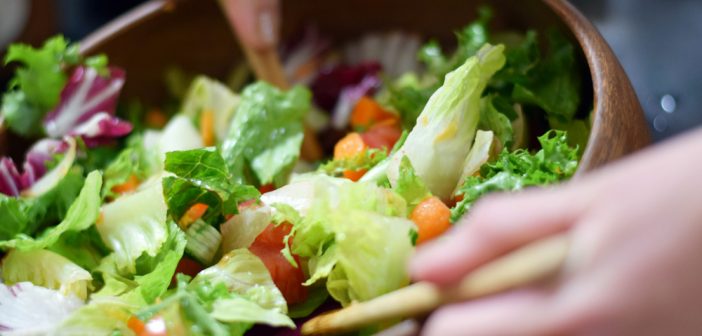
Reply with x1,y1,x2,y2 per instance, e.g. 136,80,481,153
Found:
258,10,276,46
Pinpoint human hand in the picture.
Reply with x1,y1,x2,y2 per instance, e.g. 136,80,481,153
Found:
411,127,702,335
218,0,281,50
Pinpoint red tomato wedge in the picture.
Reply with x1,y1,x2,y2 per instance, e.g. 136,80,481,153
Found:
360,120,403,152
249,223,308,305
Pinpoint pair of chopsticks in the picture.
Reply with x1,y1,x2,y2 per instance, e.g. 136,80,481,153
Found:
217,0,323,161
301,234,570,335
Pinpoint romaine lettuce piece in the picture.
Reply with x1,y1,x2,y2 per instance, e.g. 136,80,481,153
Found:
386,44,506,200
0,282,84,335
0,170,101,250
2,249,92,300
221,82,310,186
210,297,294,328
97,180,168,274
181,76,240,142
452,130,496,196
394,156,431,211
478,95,514,150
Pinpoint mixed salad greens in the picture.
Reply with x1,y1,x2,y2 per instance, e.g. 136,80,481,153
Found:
0,8,587,335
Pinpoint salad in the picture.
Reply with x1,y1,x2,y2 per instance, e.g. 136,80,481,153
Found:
0,7,587,336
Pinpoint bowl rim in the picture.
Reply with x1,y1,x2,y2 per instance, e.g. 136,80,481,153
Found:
78,0,650,174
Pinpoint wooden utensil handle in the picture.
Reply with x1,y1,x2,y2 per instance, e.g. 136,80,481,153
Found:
301,233,570,335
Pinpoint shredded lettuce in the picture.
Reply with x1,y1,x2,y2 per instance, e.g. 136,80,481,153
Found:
221,82,310,186
451,130,579,221
386,44,506,200
2,249,92,300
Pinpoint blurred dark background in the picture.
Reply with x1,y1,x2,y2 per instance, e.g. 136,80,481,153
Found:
1,0,700,141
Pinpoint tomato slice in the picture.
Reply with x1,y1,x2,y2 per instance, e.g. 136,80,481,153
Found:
170,256,204,286
360,121,403,152
250,223,308,305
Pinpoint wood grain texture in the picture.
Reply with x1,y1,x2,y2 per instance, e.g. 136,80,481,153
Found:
1,0,650,172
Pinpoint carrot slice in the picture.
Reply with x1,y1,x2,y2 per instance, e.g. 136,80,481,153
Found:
350,96,398,129
411,196,452,245
200,109,216,146
111,175,140,195
343,169,368,182
178,203,209,229
333,132,367,160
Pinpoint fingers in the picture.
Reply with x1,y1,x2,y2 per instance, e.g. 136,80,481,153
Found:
411,186,581,285
422,289,559,336
219,0,281,50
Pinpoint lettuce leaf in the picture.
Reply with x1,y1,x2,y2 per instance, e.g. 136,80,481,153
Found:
191,249,288,313
0,170,101,250
0,282,84,335
1,36,79,136
451,130,579,221
394,156,431,211
54,296,137,336
272,176,414,306
2,249,92,300
96,180,168,274
220,205,271,253
210,297,294,328
478,95,514,149
102,135,156,199
386,44,506,200
221,82,310,186
162,148,260,225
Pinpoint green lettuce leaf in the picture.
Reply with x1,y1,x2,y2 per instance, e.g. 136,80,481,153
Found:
2,249,92,300
510,31,582,122
162,148,260,224
96,180,168,274
386,44,506,200
1,36,79,135
54,296,137,336
0,170,101,250
479,95,514,149
451,130,579,221
102,135,156,199
210,297,294,328
221,81,310,186
394,156,431,211
272,176,414,306
48,226,109,272
418,6,492,79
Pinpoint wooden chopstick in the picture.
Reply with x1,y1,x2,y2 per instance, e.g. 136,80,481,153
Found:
217,0,323,161
301,233,570,335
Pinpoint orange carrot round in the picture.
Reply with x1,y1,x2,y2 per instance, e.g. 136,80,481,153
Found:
334,132,367,160
145,108,168,128
111,175,140,195
350,96,398,129
411,196,452,245
178,203,209,229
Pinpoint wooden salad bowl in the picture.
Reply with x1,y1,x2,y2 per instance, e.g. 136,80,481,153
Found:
2,0,650,173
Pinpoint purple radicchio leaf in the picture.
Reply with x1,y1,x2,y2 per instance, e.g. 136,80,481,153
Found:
0,139,64,196
0,157,22,197
43,66,127,139
68,112,133,147
310,61,381,111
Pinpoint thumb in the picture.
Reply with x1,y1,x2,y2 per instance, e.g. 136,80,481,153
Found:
219,0,281,50
410,185,582,285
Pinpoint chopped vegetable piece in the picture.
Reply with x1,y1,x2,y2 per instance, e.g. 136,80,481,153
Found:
334,132,367,160
410,196,451,244
200,109,216,146
178,203,209,229
350,96,398,129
